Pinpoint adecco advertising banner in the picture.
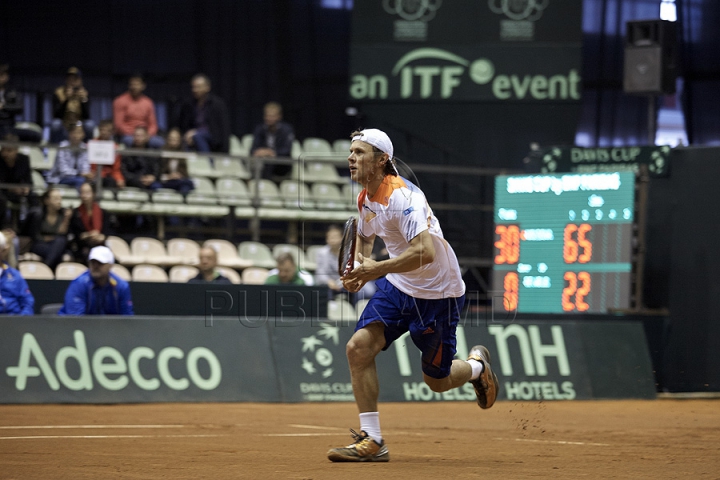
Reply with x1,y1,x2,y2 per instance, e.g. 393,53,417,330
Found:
272,319,656,403
1,317,654,404
0,317,280,404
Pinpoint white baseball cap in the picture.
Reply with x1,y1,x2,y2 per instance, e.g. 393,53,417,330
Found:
88,246,115,264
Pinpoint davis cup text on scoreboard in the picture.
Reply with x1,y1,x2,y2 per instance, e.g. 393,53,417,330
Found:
492,172,635,314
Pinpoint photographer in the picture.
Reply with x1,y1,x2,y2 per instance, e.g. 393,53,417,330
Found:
50,67,94,144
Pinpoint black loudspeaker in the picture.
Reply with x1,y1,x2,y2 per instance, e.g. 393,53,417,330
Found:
623,20,678,95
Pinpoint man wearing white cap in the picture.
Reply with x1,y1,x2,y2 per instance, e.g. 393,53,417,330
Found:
0,232,35,315
58,246,133,315
327,129,498,462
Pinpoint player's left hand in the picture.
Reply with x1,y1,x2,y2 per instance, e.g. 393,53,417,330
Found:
341,253,378,291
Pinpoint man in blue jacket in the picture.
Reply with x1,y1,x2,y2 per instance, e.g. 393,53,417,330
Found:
0,232,35,315
59,246,134,315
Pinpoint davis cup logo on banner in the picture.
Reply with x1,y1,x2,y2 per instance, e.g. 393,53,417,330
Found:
488,0,549,41
383,0,443,42
299,323,354,401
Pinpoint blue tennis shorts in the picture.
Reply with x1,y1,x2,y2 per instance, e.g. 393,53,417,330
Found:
356,277,466,379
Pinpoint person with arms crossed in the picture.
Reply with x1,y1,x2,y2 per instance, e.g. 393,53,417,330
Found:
264,252,313,286
0,232,34,315
327,129,499,463
58,246,133,315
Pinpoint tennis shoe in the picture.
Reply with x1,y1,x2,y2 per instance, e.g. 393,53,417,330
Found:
327,429,389,462
468,345,499,409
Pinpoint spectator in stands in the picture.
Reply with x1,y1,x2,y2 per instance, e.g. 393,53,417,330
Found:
0,133,35,230
70,181,109,261
265,252,314,286
159,128,194,195
0,64,24,140
58,245,134,315
47,123,92,189
187,246,232,284
28,187,71,270
50,67,94,144
121,125,160,190
314,223,375,304
251,101,295,178
90,119,125,189
178,74,230,153
0,231,34,315
113,74,164,149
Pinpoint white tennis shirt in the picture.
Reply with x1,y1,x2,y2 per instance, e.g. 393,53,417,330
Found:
357,175,466,299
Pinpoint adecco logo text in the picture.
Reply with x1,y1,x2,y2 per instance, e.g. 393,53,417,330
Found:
351,48,580,101
5,331,222,392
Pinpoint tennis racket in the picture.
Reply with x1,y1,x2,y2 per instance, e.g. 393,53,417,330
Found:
338,216,358,277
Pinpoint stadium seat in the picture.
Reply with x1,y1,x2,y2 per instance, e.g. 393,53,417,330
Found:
15,121,43,137
303,137,333,155
167,238,201,265
110,264,131,281
130,237,181,266
304,161,343,184
187,155,219,178
19,261,54,280
31,170,47,194
214,156,251,179
311,182,347,210
241,267,269,285
117,187,150,203
278,179,315,209
216,266,242,284
216,177,252,206
291,139,303,159
327,298,356,322
272,244,308,271
43,147,58,170
229,134,248,157
238,241,276,269
186,177,221,207
204,239,251,269
169,265,200,283
152,189,184,204
132,264,169,283
55,262,87,280
22,146,51,170
241,133,254,153
106,236,143,266
247,179,283,208
333,139,351,154
304,245,324,271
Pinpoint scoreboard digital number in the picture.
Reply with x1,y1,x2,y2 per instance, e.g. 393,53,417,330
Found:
492,172,635,314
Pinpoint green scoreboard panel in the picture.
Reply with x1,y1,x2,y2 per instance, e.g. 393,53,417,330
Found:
493,172,635,314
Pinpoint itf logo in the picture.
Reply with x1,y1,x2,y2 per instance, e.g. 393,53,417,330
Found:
383,0,443,42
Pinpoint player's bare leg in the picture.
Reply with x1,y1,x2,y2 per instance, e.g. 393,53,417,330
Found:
346,322,386,412
328,322,389,462
423,358,472,392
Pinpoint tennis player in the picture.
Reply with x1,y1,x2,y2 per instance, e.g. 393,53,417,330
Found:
327,129,499,462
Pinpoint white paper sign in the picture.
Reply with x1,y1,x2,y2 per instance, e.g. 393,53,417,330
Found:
87,140,116,165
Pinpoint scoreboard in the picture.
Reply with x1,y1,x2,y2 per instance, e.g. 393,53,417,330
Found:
492,172,635,314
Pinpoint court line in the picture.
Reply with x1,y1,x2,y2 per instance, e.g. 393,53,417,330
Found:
0,434,225,440
263,433,348,437
495,437,610,447
0,425,189,430
287,424,346,431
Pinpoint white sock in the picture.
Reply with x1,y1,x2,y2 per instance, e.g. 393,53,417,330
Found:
468,358,485,380
359,412,382,443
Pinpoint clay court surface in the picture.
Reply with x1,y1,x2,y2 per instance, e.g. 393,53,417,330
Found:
0,400,718,479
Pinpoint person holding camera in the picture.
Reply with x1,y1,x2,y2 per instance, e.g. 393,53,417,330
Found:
50,67,95,144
